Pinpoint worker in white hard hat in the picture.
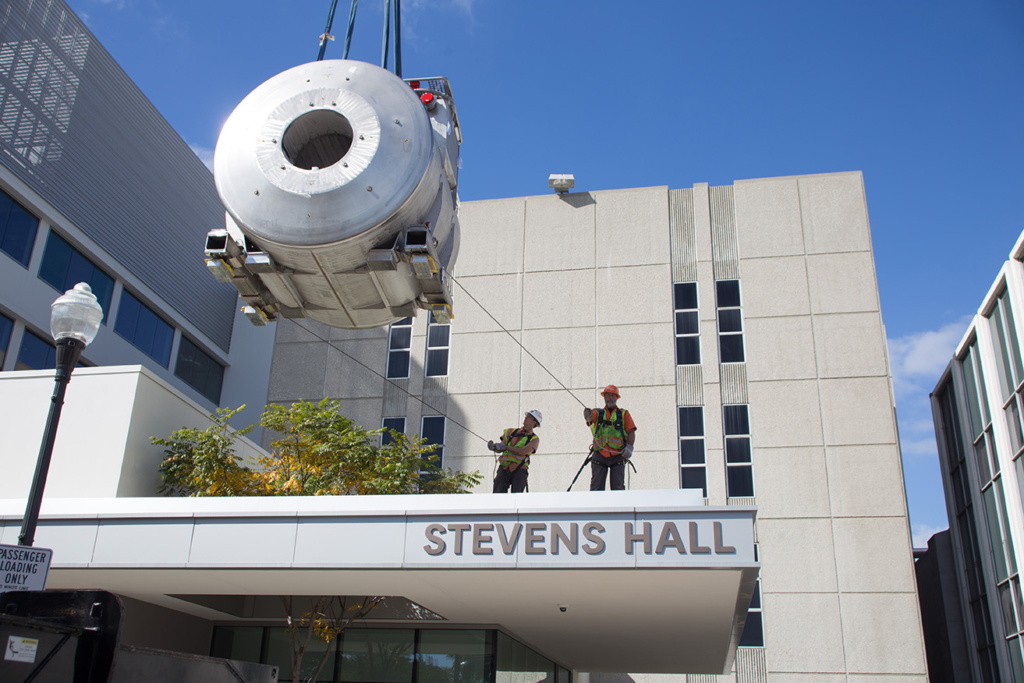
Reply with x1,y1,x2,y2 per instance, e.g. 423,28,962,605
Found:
489,410,542,493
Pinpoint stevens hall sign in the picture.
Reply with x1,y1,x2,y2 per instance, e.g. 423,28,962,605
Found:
403,511,756,569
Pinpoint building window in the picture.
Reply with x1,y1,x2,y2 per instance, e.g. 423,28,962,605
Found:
678,407,706,496
0,312,12,369
0,189,39,267
724,405,754,498
38,231,115,322
939,369,1000,681
716,280,744,363
386,317,413,379
381,417,406,447
673,282,700,365
174,336,224,404
421,415,446,467
425,313,450,377
16,328,56,370
114,290,174,367
739,576,763,647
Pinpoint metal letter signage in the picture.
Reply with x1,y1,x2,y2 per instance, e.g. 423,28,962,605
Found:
406,513,755,568
0,544,52,593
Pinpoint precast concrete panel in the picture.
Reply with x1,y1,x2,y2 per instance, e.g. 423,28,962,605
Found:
818,377,897,446
798,173,873,255
733,176,805,258
751,446,830,519
450,273,523,333
763,592,846,673
594,186,670,268
743,316,818,381
740,255,812,318
811,312,889,378
756,517,839,593
523,269,597,329
839,593,929,674
457,197,527,276
520,327,597,391
806,251,881,314
825,444,909,518
746,379,824,448
832,516,917,593
524,193,597,272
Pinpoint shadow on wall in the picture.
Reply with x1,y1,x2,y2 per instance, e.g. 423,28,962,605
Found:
558,192,596,208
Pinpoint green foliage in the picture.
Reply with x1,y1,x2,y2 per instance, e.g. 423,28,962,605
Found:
153,406,255,496
152,399,482,498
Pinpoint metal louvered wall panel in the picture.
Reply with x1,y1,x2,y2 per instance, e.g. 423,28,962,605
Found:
0,0,236,351
422,376,448,414
735,647,767,683
720,363,748,404
710,185,740,281
676,364,703,406
382,377,409,416
669,188,697,282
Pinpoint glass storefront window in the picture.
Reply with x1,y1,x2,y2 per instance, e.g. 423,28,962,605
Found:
416,630,491,683
267,627,336,683
339,629,415,683
496,632,554,683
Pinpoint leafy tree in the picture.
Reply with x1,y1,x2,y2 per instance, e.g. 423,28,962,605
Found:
152,399,482,681
153,398,481,497
154,406,256,496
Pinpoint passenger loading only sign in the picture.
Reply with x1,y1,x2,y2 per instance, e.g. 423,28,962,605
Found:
0,544,51,592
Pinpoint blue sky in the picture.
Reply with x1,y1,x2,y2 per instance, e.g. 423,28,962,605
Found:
67,0,1024,545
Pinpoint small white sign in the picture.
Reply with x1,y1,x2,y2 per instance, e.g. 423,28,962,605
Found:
0,544,52,593
5,636,39,663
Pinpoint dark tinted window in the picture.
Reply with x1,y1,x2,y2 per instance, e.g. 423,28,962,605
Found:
0,190,39,267
381,417,406,446
678,407,704,437
16,329,55,370
114,290,174,367
716,280,741,308
38,231,115,322
421,416,446,464
174,336,224,403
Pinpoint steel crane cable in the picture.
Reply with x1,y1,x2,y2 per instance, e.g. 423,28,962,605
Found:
444,270,589,410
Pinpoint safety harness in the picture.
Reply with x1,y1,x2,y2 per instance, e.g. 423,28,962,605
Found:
499,428,538,470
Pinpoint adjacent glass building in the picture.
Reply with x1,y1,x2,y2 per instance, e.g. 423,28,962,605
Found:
932,231,1024,682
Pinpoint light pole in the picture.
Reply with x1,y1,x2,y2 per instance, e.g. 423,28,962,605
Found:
18,282,103,547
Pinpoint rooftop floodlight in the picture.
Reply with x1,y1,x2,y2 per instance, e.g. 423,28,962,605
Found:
549,174,574,195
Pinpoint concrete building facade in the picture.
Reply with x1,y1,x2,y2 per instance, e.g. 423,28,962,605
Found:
931,229,1024,682
267,173,928,680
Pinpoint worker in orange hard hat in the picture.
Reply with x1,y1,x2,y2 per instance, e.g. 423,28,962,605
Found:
489,409,542,493
583,385,637,491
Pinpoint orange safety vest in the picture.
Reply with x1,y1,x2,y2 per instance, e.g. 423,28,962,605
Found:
590,408,629,458
498,428,538,469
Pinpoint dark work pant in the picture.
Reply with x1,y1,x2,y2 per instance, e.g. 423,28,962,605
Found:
590,460,625,491
493,466,528,493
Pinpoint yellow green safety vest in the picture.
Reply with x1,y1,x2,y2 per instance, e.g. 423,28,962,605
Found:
591,408,628,458
499,428,537,469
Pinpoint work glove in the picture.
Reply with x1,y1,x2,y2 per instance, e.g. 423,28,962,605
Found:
496,441,507,452
487,440,496,452
622,444,634,460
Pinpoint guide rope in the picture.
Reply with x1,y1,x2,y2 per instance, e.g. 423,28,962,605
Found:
297,323,490,445
444,271,589,410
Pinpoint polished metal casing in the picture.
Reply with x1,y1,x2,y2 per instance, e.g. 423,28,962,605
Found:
211,60,460,329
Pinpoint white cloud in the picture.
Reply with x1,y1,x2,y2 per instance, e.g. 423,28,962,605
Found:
912,523,948,549
189,143,214,172
888,317,971,382
96,0,127,9
900,436,938,457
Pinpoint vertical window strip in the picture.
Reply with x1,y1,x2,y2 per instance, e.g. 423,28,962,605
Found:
724,405,754,498
421,416,446,469
938,380,999,681
678,406,706,496
739,548,763,647
425,313,450,378
386,317,413,379
715,280,744,363
673,282,700,365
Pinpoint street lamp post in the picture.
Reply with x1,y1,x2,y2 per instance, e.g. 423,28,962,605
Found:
18,282,103,547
